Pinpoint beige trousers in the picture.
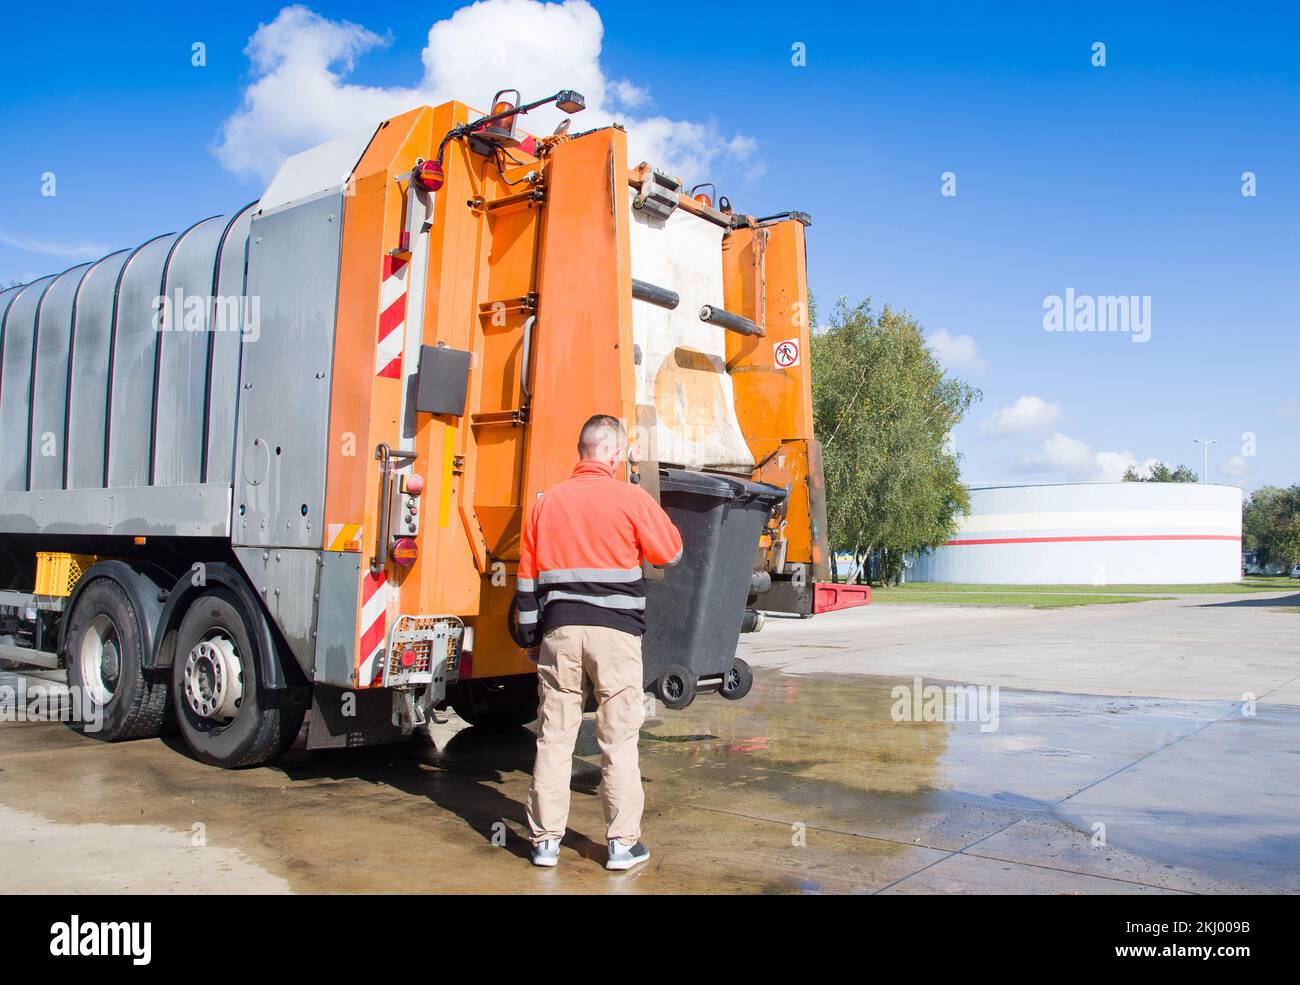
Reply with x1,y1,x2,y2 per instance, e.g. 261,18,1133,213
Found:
526,625,645,845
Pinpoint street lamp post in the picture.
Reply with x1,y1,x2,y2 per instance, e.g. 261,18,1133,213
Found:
1193,438,1217,483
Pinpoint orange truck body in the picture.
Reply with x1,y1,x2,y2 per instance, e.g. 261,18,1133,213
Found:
325,101,840,690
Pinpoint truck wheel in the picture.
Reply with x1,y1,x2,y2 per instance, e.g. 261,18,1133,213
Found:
656,664,696,710
170,588,304,768
719,657,753,701
64,578,170,741
451,677,539,731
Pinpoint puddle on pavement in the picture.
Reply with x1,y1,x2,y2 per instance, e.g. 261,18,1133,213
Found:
0,667,1293,893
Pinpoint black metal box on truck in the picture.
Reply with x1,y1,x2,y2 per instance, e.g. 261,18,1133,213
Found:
642,468,786,708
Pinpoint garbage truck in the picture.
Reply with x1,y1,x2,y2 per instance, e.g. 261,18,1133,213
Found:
0,89,868,768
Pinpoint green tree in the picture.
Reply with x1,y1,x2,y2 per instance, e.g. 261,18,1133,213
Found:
811,297,979,585
1243,485,1300,570
1122,462,1199,482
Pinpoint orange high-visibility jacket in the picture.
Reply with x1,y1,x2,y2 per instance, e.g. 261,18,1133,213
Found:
515,460,683,641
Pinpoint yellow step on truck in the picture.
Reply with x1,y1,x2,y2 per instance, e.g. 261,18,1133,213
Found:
0,89,866,768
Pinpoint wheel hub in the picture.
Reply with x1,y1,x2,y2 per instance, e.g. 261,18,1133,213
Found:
183,635,244,723
79,614,121,706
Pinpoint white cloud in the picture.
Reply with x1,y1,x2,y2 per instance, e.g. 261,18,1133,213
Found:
925,328,987,374
609,79,650,109
216,1,757,185
1033,433,1095,477
0,228,109,261
982,395,1061,435
1093,450,1141,483
1219,455,1250,477
1019,432,1154,482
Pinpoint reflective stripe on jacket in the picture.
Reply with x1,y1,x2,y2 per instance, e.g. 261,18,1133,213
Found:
515,460,683,642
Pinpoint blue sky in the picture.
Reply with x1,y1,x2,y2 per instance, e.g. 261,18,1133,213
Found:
1,1,1296,490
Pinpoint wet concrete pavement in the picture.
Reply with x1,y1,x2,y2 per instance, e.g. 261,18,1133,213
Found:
744,589,1300,701
1,591,1297,893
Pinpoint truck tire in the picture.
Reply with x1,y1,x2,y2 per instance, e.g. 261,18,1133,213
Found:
450,676,539,731
63,578,170,741
170,587,304,768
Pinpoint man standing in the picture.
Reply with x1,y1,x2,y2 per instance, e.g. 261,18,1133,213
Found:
516,414,682,870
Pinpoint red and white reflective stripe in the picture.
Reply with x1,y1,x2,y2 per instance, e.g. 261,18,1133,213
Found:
944,534,1242,547
376,254,408,379
358,569,389,686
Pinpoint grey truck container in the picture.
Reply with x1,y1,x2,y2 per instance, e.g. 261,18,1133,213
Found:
0,188,355,687
0,207,256,537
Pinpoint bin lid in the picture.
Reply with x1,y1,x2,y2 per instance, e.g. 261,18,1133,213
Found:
658,468,786,506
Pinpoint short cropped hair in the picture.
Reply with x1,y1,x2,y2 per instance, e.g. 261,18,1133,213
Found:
578,414,625,458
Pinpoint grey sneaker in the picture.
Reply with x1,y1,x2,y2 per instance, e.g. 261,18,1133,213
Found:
606,839,650,871
531,838,560,867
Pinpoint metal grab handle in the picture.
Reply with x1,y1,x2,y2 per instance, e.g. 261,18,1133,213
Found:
372,443,418,573
520,315,536,410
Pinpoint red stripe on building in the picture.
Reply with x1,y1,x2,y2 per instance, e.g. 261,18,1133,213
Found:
944,534,1242,547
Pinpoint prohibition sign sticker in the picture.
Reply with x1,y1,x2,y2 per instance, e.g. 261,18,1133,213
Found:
774,338,801,368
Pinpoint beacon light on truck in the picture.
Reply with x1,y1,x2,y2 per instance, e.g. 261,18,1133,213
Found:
432,88,587,169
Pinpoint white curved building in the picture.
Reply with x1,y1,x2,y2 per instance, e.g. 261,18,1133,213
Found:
910,483,1242,585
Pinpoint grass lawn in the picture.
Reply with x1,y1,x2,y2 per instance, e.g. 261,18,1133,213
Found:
863,577,1297,610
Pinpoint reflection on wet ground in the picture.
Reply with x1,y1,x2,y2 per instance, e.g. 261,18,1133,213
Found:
1,667,1296,893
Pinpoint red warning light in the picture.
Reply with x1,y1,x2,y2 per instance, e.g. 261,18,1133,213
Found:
392,537,419,567
415,160,444,193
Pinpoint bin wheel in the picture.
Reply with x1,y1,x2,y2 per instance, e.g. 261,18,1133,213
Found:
720,657,753,701
656,664,696,710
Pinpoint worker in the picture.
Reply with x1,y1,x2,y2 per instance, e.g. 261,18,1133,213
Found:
516,414,683,870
